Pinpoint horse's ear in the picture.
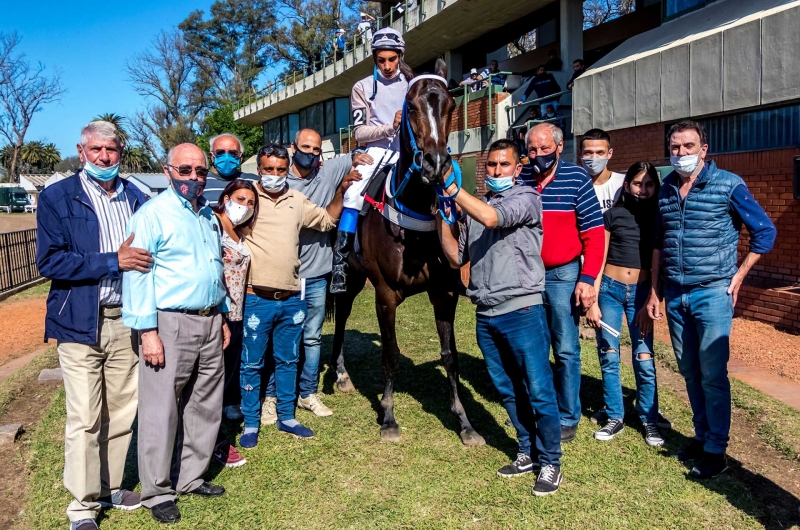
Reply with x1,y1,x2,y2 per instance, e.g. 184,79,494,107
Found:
435,57,447,80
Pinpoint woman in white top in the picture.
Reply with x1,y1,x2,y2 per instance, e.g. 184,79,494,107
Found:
330,27,412,293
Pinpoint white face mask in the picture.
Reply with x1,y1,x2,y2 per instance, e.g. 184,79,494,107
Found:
581,157,609,177
670,154,701,177
224,199,253,226
260,173,287,193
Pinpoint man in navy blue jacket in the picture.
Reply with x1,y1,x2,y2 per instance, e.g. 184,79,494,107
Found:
647,121,776,480
36,121,153,530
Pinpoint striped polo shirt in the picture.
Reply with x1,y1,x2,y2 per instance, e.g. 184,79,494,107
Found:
520,159,605,284
80,171,133,306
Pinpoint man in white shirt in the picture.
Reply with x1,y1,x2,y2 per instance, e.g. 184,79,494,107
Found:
580,129,624,213
357,12,374,43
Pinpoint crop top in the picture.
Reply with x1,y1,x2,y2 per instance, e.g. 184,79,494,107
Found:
603,199,657,271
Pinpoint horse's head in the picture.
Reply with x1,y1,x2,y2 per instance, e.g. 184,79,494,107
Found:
404,58,454,186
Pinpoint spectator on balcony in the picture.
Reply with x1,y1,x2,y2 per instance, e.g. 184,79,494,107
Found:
528,106,542,123
460,68,485,93
567,59,586,91
544,49,563,72
334,29,346,61
520,65,561,113
646,121,776,480
358,12,375,44
482,60,506,87
543,104,565,132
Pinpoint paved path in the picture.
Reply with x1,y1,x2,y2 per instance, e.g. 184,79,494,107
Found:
0,346,50,385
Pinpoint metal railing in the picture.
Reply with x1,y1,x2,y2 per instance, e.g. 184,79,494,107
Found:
0,228,39,293
339,125,353,153
506,89,571,128
448,71,513,136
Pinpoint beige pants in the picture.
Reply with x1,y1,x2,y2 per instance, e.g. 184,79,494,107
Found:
59,312,139,522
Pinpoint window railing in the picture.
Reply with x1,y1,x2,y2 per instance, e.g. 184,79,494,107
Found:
339,125,353,154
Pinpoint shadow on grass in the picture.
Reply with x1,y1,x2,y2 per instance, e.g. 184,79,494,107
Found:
320,328,517,456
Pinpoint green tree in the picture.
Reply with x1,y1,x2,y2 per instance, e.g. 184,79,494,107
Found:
94,113,130,145
20,140,45,171
121,145,157,173
41,142,61,170
196,104,262,160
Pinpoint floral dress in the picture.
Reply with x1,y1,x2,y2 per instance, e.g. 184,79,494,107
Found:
221,231,250,322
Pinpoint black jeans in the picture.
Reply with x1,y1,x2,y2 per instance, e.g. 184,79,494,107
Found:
222,319,244,408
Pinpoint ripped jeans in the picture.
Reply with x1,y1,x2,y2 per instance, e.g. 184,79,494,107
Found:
240,293,307,428
596,276,658,424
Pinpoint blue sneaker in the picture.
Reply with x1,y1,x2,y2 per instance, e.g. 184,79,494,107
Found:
277,420,315,439
239,431,259,448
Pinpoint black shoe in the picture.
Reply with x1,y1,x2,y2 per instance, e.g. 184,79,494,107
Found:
590,409,608,425
150,501,181,524
690,452,729,479
593,419,624,441
560,424,578,443
532,464,563,496
497,452,537,478
676,439,706,462
185,481,225,497
330,231,353,294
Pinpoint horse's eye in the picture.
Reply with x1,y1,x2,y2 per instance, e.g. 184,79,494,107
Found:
407,105,417,113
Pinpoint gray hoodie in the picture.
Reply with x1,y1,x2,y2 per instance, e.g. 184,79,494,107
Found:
287,154,353,278
458,184,545,316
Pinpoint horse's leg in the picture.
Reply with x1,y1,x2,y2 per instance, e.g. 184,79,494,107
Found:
330,271,368,392
375,284,402,442
428,289,486,447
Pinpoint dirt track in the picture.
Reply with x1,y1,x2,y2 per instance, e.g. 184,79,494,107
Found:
0,297,49,367
0,213,37,234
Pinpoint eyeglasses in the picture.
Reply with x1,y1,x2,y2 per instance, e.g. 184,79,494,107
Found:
213,149,241,157
166,164,209,177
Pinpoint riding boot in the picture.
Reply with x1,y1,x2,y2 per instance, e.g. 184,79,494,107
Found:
330,230,353,294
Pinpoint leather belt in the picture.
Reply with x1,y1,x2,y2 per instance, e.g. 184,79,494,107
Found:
101,306,122,318
247,286,299,301
160,307,219,317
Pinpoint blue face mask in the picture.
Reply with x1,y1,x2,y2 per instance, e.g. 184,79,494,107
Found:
84,160,119,182
485,176,514,194
213,153,241,178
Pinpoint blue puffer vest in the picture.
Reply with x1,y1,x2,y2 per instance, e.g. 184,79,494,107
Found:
658,161,743,286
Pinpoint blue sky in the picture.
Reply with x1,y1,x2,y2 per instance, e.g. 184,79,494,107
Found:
4,1,217,157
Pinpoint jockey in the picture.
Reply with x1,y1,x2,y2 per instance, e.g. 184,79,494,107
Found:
330,27,410,293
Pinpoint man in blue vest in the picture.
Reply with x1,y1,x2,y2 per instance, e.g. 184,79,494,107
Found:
646,121,776,479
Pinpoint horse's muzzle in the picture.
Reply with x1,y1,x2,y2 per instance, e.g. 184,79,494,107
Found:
421,150,452,185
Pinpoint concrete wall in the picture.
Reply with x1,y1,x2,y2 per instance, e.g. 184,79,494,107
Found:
573,0,800,135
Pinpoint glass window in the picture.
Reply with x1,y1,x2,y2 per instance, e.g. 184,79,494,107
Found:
324,100,336,136
280,115,289,144
665,0,716,18
300,103,324,134
264,118,281,144
335,98,351,131
288,114,300,144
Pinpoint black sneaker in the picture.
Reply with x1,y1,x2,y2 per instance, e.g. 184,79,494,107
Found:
676,439,705,462
690,452,729,479
656,410,673,430
532,464,563,496
643,423,664,447
590,409,608,425
497,453,536,478
593,419,624,441
560,424,578,443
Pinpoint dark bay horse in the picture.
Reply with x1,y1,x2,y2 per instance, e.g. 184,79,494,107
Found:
330,59,484,446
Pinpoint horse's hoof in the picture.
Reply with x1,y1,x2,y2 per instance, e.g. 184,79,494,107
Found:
336,373,356,393
380,426,402,442
460,429,486,447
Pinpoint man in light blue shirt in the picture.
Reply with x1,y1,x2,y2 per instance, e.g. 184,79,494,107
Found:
122,143,230,525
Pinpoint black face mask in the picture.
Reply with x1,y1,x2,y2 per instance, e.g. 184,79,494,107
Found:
293,148,320,171
531,151,558,174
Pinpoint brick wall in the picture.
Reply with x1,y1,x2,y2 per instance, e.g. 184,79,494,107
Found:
601,122,800,331
451,92,511,132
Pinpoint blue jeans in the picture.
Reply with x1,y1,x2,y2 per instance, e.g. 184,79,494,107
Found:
664,280,733,454
264,276,328,399
240,293,306,428
596,276,658,423
476,305,562,467
543,261,582,427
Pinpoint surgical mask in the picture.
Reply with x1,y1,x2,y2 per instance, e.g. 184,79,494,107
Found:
171,177,205,201
293,149,320,171
213,153,241,178
581,157,609,177
485,176,514,194
260,173,287,193
670,154,701,177
224,199,253,225
84,160,119,182
531,151,558,174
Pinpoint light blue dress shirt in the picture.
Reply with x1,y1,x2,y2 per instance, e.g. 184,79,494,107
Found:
122,186,229,330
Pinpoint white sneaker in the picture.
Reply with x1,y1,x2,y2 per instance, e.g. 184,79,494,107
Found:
297,393,333,417
261,397,277,425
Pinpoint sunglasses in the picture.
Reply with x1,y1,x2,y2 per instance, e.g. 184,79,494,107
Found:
166,164,209,177
213,149,240,157
258,144,290,159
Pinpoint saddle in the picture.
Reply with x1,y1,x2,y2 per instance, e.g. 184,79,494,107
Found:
360,164,437,232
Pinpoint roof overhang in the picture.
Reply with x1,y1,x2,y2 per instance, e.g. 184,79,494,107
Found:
572,0,800,134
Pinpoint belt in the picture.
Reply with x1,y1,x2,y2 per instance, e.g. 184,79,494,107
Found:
160,307,220,317
246,286,299,301
101,306,122,318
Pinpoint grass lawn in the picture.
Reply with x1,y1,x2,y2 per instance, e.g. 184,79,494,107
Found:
22,289,769,529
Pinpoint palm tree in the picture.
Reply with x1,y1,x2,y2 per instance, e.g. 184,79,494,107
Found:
20,141,45,172
94,113,130,146
0,145,14,181
41,143,62,171
121,145,155,173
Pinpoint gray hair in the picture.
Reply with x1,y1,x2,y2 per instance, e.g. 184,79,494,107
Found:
80,121,122,147
526,122,563,147
166,144,209,167
209,133,244,154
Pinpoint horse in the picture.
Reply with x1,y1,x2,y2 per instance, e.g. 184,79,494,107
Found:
330,59,485,446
